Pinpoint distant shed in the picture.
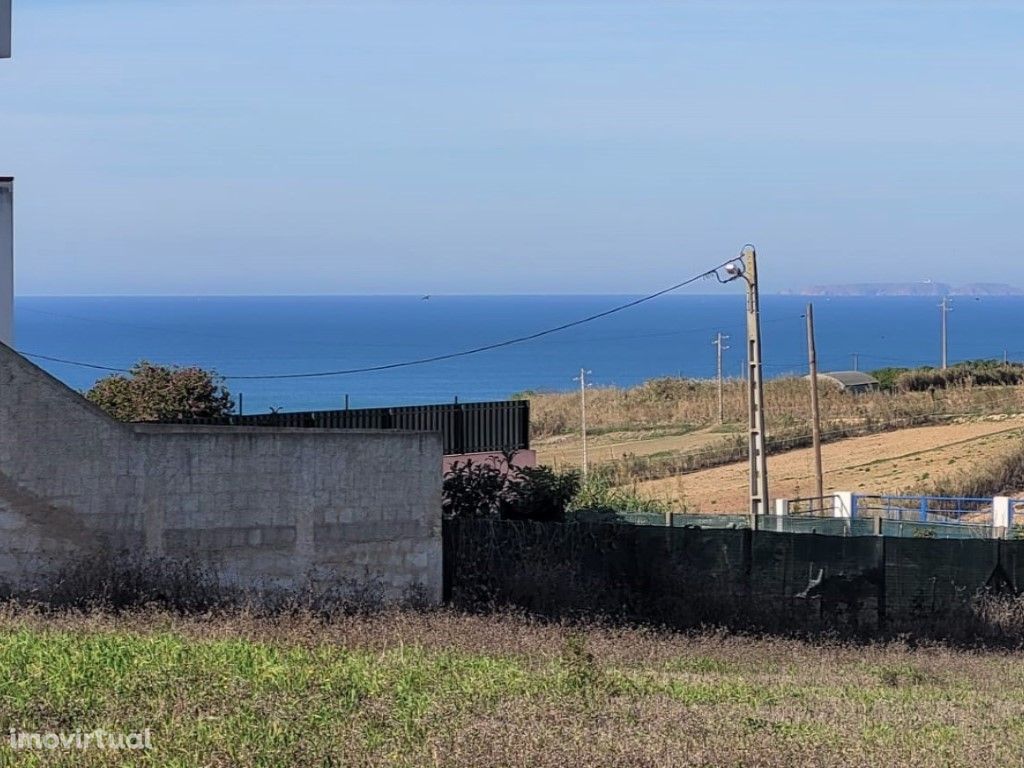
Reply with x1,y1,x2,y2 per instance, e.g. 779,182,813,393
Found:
810,371,880,394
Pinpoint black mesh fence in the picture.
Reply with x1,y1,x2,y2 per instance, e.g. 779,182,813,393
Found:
444,519,1024,637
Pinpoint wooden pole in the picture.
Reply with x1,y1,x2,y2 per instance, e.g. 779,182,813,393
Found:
806,303,824,500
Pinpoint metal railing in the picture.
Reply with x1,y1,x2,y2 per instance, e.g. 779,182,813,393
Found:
852,495,993,524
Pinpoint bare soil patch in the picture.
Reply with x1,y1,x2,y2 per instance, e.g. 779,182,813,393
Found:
634,415,1024,512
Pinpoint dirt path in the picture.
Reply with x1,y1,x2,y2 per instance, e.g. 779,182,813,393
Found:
632,415,1024,513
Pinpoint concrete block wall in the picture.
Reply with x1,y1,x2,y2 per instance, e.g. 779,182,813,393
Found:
0,343,443,601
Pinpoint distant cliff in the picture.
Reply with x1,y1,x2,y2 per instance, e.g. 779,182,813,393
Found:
783,282,1024,297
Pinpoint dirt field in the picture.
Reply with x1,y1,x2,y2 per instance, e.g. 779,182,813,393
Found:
633,415,1024,512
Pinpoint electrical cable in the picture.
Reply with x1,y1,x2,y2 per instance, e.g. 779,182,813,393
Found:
19,258,743,380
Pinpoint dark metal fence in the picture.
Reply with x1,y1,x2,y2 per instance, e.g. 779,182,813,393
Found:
171,400,530,456
443,518,1019,636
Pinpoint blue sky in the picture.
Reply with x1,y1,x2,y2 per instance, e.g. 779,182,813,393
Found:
1,1,1022,295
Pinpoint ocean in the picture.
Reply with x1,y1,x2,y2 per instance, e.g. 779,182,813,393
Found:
14,295,1024,413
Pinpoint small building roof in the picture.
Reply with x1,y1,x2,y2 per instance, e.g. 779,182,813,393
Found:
815,370,880,388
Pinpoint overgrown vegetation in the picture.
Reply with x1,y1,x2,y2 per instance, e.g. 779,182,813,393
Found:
524,371,1024,439
919,436,1024,499
3,608,1024,766
86,360,234,422
443,457,670,522
442,459,580,522
895,359,1024,392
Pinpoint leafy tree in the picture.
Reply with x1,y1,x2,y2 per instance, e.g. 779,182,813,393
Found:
86,361,234,422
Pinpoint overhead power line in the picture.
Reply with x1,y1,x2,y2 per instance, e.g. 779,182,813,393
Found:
20,258,741,381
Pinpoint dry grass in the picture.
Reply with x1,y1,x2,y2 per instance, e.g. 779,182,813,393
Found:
634,417,1024,511
527,376,1024,439
1,607,1024,767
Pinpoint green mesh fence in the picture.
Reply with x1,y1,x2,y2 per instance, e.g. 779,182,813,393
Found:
880,519,994,540
672,514,751,529
610,511,998,540
443,519,1017,634
883,537,1000,618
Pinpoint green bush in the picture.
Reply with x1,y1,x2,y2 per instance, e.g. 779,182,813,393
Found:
870,367,911,392
442,458,581,522
895,360,1024,392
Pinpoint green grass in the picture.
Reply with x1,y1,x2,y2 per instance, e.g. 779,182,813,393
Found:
0,609,1022,766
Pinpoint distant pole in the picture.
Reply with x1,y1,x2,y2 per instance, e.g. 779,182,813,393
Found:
806,304,824,500
851,353,859,372
714,332,729,424
1005,350,1009,365
344,393,350,410
238,392,244,416
575,368,592,480
940,296,952,370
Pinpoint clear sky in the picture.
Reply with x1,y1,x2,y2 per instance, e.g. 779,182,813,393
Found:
1,1,1022,295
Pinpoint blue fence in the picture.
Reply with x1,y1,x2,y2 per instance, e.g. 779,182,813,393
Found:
852,495,993,525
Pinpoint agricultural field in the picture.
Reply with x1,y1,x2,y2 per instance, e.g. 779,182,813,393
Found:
2,608,1024,767
634,416,1024,512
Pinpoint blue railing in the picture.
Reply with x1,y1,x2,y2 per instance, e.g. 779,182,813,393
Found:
851,495,993,524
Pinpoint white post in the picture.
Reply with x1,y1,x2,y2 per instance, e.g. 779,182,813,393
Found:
0,177,11,346
773,498,789,532
993,497,1013,538
833,491,854,519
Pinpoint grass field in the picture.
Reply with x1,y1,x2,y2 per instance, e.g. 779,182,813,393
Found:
2,608,1024,767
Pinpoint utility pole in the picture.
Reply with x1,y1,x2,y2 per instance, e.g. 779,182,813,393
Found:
724,246,769,520
714,332,729,424
806,304,824,500
575,368,592,480
744,247,770,521
851,353,859,372
940,296,952,370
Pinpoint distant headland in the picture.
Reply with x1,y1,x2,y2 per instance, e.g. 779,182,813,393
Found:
780,282,1024,297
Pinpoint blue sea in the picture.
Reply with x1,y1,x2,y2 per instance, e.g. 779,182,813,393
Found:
14,295,1024,413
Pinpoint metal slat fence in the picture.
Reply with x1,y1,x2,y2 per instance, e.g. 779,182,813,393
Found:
168,399,530,456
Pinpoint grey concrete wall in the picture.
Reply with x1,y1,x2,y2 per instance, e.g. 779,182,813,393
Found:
0,343,443,601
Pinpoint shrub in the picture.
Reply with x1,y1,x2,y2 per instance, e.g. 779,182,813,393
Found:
442,458,581,522
87,361,234,421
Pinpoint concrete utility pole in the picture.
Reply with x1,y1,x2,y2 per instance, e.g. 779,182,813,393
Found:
940,296,952,370
851,353,859,372
713,332,729,424
806,304,824,500
724,246,770,520
575,368,592,480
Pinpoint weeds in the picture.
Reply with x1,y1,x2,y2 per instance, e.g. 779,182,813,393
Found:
526,374,1024,440
0,608,1023,766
